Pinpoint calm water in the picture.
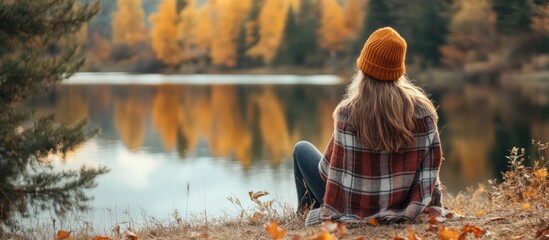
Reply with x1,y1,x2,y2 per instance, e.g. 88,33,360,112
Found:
24,73,549,229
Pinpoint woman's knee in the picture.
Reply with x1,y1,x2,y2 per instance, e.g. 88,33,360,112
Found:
294,141,313,156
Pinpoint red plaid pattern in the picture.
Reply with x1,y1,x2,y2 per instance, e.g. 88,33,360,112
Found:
306,105,444,226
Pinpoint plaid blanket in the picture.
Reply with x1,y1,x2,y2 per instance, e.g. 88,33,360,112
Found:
306,105,444,226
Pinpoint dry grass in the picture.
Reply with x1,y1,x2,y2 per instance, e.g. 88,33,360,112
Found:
8,142,549,239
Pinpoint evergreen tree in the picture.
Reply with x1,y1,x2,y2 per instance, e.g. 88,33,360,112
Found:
363,0,395,38
414,0,450,66
276,7,300,65
493,0,533,35
277,0,320,67
0,0,109,232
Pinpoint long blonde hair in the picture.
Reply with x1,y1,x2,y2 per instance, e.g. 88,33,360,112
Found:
333,70,438,152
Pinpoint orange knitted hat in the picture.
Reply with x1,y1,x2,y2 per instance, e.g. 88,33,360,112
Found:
356,27,407,81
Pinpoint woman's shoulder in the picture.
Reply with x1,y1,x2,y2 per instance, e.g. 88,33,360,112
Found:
413,102,438,132
414,102,436,119
334,103,352,123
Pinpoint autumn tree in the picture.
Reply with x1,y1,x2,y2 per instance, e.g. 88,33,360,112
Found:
318,0,350,54
179,0,199,61
440,0,497,69
0,0,108,232
344,0,364,40
150,0,182,65
247,0,289,64
112,0,146,47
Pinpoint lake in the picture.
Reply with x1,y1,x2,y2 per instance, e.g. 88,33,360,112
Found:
23,72,549,230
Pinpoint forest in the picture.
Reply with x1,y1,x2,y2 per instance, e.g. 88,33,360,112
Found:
79,0,549,79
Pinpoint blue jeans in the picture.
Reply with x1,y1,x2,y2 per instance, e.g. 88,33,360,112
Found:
293,141,326,213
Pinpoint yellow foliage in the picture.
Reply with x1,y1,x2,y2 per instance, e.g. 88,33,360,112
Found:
318,0,350,51
246,0,289,63
150,0,182,65
209,86,253,169
151,86,182,151
114,92,147,151
209,0,252,67
343,0,364,39
195,6,212,50
179,0,199,61
254,88,292,165
112,0,146,47
288,0,300,13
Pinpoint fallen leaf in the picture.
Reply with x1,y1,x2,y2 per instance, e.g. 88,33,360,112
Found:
200,232,209,239
367,218,379,226
249,191,269,201
94,237,112,240
250,212,265,222
265,221,286,240
475,210,485,216
57,230,71,240
455,210,463,215
393,238,405,240
407,228,421,240
355,237,366,240
426,224,438,233
521,202,531,210
460,225,484,238
439,226,459,240
428,214,439,225
337,223,347,236
292,234,302,240
321,221,337,233
310,230,337,240
125,230,138,240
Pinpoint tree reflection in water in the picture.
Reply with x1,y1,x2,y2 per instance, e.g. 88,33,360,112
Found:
32,80,549,192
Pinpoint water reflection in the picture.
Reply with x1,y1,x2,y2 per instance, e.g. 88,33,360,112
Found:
31,79,549,194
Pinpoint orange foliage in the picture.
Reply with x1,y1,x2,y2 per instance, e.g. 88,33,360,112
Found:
93,236,112,240
151,86,181,151
209,0,252,67
114,92,147,151
246,0,289,63
343,0,364,39
56,230,71,240
310,230,337,240
149,0,182,65
90,32,111,61
367,218,380,226
209,86,253,169
112,0,146,47
255,88,292,164
195,6,213,50
265,221,286,239
318,0,350,52
179,0,199,61
438,226,460,240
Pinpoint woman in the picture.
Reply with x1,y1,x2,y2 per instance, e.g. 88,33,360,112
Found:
293,27,444,226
